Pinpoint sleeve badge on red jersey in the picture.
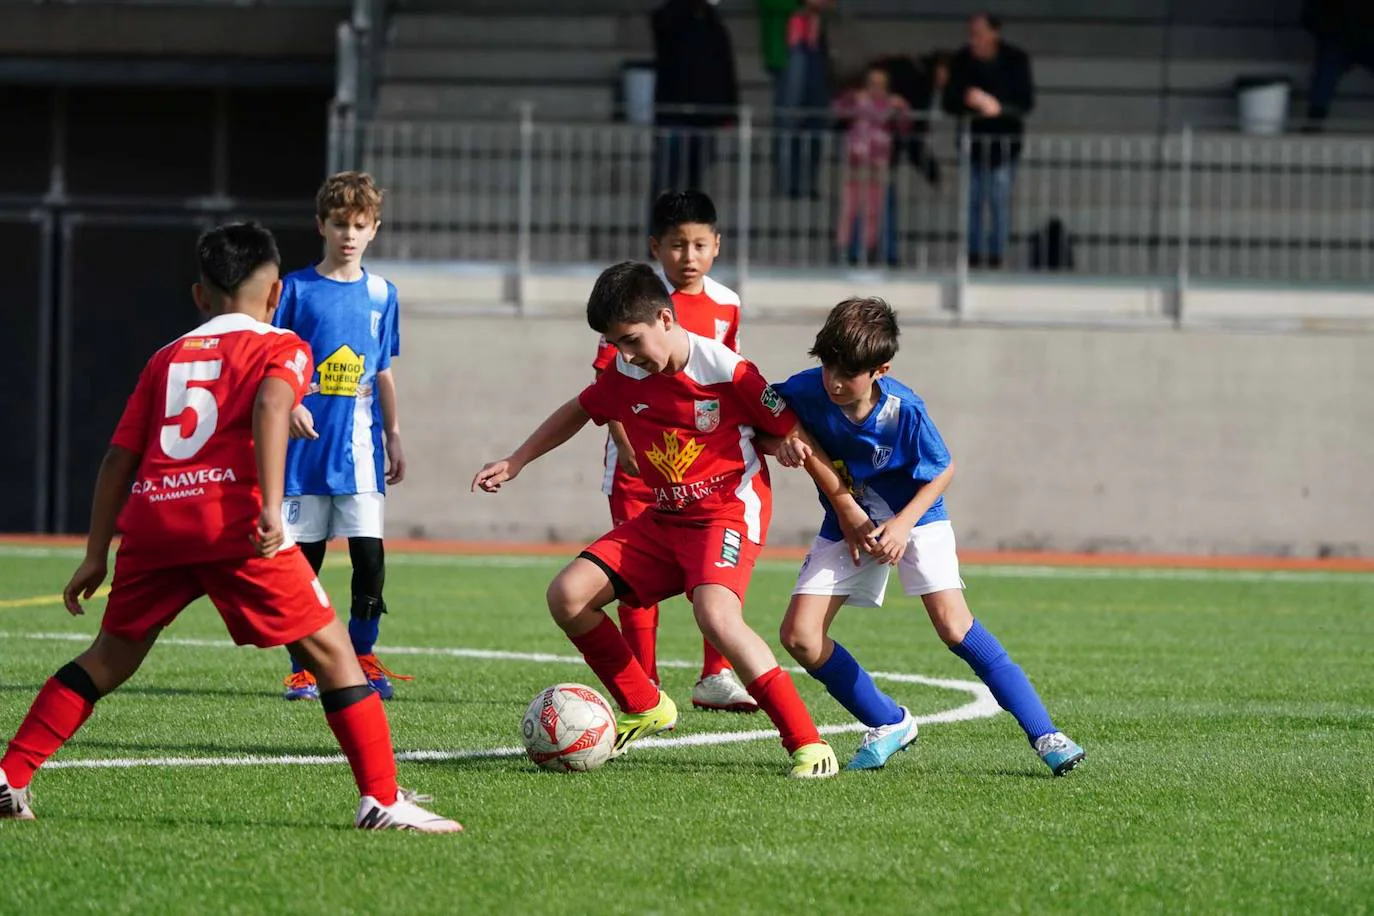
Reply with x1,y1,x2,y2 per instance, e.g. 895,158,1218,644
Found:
760,386,786,417
694,399,721,432
285,350,309,386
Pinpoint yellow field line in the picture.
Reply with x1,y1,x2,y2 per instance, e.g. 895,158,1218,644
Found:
0,586,111,609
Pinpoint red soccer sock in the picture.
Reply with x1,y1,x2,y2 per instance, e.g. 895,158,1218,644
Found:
699,639,731,679
325,691,399,806
616,603,660,685
1,676,97,789
746,667,823,754
569,614,661,714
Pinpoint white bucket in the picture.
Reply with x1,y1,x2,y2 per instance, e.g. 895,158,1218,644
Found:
622,64,656,126
1236,79,1290,136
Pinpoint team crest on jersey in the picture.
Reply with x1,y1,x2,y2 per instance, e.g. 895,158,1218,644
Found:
714,318,731,342
694,399,721,432
286,500,301,525
872,446,893,470
370,310,382,339
760,386,786,417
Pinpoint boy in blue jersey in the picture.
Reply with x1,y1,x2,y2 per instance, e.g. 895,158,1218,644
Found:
772,297,1085,775
275,171,410,701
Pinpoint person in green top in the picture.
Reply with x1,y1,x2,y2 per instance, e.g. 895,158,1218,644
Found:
757,0,797,83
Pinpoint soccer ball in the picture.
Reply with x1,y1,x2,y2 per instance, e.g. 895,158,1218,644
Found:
520,683,617,772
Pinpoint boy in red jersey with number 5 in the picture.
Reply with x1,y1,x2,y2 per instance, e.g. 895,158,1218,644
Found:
475,261,870,778
0,223,459,832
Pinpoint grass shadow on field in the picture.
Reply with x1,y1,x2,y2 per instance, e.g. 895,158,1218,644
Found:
57,812,358,832
66,739,348,758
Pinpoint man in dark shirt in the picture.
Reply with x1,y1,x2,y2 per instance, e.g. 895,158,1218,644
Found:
651,0,741,195
943,12,1035,268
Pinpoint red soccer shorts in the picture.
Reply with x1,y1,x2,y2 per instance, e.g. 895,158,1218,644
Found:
101,547,336,648
581,511,761,609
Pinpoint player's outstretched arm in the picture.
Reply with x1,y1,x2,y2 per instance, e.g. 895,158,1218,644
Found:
62,445,141,615
869,461,956,565
252,376,297,558
787,424,878,566
472,397,592,493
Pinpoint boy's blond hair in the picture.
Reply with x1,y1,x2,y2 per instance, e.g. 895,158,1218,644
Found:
316,171,384,223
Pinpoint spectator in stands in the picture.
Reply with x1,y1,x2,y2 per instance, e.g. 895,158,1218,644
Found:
943,13,1034,269
757,0,797,102
834,63,911,266
876,50,952,264
1302,0,1374,131
881,50,951,186
651,0,740,194
777,0,834,199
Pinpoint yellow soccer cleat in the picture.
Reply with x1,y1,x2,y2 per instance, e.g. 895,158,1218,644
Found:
610,691,678,759
789,741,840,779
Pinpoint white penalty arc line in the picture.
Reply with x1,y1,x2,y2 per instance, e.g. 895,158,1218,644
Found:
0,631,999,772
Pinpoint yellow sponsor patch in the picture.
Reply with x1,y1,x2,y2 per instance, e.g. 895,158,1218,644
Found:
645,430,704,483
317,345,365,397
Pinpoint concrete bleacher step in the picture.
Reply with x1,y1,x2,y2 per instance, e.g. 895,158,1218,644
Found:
391,11,1309,64
396,0,1302,25
388,13,620,49
369,230,1368,284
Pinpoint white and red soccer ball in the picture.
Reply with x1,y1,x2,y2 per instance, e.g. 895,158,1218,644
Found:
521,683,617,772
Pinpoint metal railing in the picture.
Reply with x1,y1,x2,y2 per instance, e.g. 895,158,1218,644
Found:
333,107,1374,290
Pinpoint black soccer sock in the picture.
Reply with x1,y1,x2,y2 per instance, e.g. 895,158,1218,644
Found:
347,537,386,655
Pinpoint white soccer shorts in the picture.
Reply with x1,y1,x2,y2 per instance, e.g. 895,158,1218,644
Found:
792,519,965,608
282,493,386,542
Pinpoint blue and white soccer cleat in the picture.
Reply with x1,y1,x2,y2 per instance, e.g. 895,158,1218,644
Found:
1034,731,1085,776
846,707,919,771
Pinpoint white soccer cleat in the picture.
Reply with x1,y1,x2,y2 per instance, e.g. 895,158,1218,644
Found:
691,669,760,713
355,788,463,833
0,767,35,821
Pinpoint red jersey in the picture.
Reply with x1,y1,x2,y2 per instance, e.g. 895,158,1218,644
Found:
593,269,742,498
578,333,797,545
110,312,313,570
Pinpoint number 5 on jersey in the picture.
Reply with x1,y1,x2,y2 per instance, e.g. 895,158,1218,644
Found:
161,359,223,460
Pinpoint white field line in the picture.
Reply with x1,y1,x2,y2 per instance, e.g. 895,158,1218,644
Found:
2,543,1368,584
0,631,998,771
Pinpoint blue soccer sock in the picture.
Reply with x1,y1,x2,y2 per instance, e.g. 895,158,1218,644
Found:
349,615,381,657
950,620,1056,743
808,641,904,728
290,654,306,675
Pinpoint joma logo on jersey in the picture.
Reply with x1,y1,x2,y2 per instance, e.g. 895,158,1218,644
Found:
645,430,704,483
715,528,743,568
318,345,365,397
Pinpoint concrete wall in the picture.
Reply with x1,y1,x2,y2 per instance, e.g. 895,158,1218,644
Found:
387,309,1373,558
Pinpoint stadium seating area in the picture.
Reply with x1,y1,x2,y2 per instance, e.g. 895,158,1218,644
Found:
376,0,1374,127
348,0,1374,280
